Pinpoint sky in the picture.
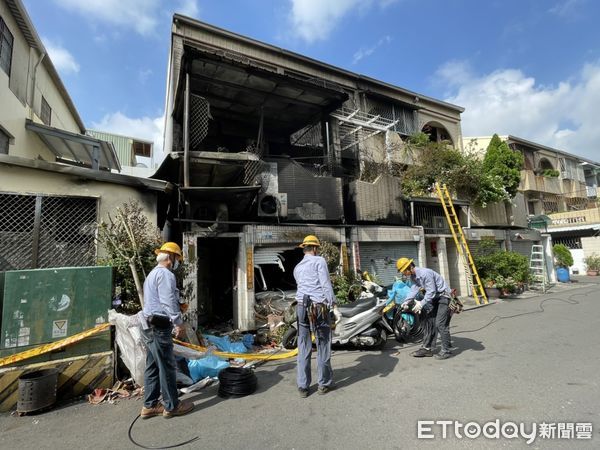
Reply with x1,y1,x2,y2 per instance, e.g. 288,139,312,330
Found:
22,0,600,163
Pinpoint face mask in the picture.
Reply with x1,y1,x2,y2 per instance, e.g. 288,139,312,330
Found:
172,259,180,271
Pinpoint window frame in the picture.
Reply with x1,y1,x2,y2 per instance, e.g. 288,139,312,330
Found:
0,15,14,77
41,96,52,126
132,140,152,158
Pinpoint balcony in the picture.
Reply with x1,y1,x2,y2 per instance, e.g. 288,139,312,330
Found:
547,207,600,229
561,179,588,199
519,170,562,194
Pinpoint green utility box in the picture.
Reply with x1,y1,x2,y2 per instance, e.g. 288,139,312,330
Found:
0,266,112,364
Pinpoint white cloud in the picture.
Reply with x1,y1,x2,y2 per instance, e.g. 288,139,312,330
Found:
352,35,392,64
42,37,80,75
549,0,587,20
54,0,161,36
91,111,165,163
436,60,600,161
138,68,153,84
175,0,199,18
289,0,395,43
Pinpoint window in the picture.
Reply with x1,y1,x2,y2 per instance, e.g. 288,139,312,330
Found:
132,140,152,158
0,15,14,76
41,96,51,125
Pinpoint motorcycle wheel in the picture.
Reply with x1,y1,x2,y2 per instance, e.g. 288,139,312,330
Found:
281,327,298,349
393,310,423,343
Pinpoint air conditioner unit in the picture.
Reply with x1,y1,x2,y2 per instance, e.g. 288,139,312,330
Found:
258,193,288,217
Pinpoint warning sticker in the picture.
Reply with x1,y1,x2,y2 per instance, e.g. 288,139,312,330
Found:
52,320,68,338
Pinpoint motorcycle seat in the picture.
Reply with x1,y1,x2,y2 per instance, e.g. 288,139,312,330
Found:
337,297,377,318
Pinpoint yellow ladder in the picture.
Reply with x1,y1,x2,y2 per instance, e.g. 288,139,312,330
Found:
435,183,488,305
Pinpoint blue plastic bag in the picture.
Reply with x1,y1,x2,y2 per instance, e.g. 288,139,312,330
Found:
385,280,413,319
187,355,229,381
204,334,249,353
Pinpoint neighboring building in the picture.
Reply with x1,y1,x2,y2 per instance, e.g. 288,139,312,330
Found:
157,15,471,330
0,0,171,271
464,135,600,276
87,129,155,177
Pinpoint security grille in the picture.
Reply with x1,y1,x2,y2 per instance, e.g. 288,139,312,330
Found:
552,236,582,249
189,94,211,150
0,193,98,271
413,204,452,234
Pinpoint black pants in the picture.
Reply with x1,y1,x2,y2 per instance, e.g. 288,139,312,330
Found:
422,296,451,353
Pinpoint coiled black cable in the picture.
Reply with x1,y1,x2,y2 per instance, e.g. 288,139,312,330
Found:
218,367,257,398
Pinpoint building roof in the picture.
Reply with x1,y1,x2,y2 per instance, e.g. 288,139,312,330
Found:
0,154,172,192
172,14,465,114
5,0,86,133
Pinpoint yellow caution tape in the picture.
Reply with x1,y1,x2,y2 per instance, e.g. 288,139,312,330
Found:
173,339,298,360
0,323,299,368
0,323,111,368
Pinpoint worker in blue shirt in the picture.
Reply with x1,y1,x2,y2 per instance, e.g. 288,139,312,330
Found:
293,235,336,397
396,257,453,360
140,242,194,418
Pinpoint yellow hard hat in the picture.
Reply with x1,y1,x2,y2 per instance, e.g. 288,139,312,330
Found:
299,235,321,248
396,257,413,272
155,242,183,260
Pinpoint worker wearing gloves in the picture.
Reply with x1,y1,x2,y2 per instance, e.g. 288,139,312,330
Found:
140,242,194,418
396,257,453,360
293,235,336,397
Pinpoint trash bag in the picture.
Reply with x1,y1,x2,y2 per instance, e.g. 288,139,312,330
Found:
188,355,229,381
108,309,146,386
204,334,249,353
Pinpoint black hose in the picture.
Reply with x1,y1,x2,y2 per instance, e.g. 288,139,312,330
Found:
218,367,257,398
127,414,199,449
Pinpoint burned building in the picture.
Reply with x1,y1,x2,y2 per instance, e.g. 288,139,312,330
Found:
156,15,466,330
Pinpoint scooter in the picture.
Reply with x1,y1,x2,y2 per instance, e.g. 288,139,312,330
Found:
281,288,395,350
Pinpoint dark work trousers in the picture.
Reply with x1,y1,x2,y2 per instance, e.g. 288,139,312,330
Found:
296,301,333,390
141,325,180,411
421,296,452,354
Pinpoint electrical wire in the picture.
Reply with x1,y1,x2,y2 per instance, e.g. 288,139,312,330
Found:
127,414,199,449
454,291,584,335
218,367,257,398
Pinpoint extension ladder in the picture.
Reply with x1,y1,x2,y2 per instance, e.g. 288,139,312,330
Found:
435,183,488,305
529,244,547,293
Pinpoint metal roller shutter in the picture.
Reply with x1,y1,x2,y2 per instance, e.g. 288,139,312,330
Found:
359,242,418,286
511,241,537,261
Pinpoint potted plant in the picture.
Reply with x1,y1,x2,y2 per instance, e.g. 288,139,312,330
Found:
483,278,502,299
584,254,600,276
475,239,530,299
553,244,573,283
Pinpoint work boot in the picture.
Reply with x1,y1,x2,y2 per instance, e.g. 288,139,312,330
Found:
140,403,165,419
411,348,433,358
317,386,332,395
435,351,452,360
163,400,194,418
298,388,309,398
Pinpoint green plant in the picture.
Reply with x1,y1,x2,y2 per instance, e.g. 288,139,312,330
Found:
475,249,530,284
553,244,573,268
482,134,524,199
584,253,600,271
542,169,560,178
330,272,362,305
319,240,340,273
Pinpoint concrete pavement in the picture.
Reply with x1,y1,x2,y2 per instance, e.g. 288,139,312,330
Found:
1,278,599,449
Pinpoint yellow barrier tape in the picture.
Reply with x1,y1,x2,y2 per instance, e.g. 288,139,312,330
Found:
173,339,298,361
0,323,111,368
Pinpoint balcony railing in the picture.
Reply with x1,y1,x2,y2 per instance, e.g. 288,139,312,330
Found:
547,207,600,228
519,170,562,194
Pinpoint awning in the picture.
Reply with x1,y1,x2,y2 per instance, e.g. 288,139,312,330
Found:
26,120,121,171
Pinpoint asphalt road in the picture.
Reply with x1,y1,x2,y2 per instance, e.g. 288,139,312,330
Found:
1,280,599,449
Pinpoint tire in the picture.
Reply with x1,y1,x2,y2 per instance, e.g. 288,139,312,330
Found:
281,326,298,349
393,310,423,343
374,327,387,350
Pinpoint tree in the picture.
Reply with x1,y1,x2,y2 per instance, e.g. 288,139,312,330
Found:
96,200,162,314
482,134,524,199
